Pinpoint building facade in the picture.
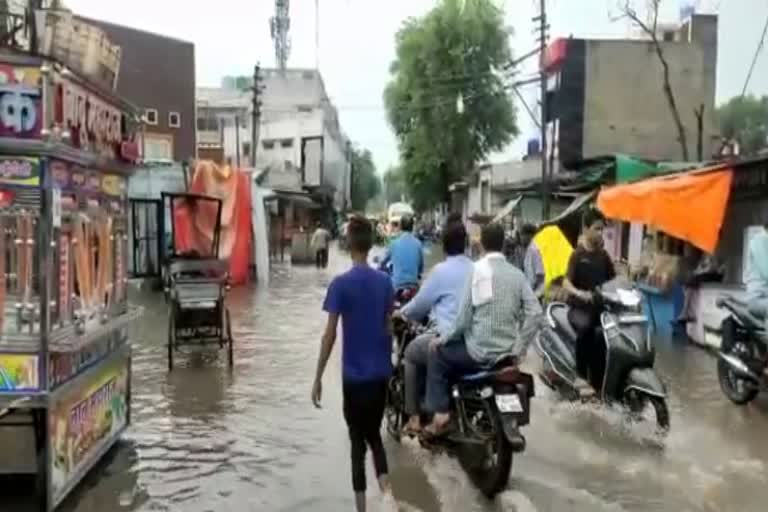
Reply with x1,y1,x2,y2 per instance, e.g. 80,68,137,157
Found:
544,14,718,165
80,17,196,163
196,69,351,211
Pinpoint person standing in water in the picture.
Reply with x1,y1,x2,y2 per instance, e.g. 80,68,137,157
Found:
311,221,331,268
311,215,395,511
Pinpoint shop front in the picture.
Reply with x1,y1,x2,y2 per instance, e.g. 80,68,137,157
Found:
596,156,768,346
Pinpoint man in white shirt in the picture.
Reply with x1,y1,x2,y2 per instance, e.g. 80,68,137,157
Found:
311,222,331,268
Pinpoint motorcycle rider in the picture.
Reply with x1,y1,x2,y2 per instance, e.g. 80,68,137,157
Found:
395,216,473,435
422,222,543,438
562,209,616,393
745,221,768,332
380,215,424,289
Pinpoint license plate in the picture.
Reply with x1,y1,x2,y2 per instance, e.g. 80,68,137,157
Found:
495,394,523,413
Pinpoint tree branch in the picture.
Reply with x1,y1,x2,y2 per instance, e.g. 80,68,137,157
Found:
620,0,690,161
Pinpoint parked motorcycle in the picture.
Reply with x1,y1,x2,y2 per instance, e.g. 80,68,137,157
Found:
536,283,670,433
716,295,768,404
385,318,535,497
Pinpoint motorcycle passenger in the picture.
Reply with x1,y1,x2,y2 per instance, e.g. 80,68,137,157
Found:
745,220,768,332
380,215,424,289
562,209,616,393
396,217,473,435
423,223,543,438
518,223,546,299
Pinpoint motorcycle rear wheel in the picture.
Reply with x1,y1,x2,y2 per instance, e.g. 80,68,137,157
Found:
460,403,513,498
717,343,759,405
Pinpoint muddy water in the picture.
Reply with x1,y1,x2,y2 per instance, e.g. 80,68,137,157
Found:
45,246,768,511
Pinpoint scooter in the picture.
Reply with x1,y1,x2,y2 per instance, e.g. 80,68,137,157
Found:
535,283,670,433
715,295,768,404
385,318,535,498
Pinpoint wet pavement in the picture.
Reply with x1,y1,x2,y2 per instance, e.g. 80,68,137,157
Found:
40,247,768,511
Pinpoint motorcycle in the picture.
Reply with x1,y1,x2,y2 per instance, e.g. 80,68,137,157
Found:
716,295,768,404
536,283,670,433
385,318,535,498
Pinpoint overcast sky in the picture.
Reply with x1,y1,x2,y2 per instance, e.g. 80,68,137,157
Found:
68,0,768,172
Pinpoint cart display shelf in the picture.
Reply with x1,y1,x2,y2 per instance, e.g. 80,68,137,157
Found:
0,48,141,511
0,306,142,354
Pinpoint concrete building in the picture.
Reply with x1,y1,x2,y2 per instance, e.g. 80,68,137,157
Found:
543,13,718,165
196,69,351,211
79,17,196,163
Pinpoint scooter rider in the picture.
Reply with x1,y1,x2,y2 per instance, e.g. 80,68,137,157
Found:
380,215,424,289
562,209,616,393
395,215,473,435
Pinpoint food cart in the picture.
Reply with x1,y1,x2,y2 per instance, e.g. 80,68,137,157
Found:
0,51,142,510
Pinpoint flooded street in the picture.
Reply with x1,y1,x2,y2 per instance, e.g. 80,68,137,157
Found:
51,247,768,512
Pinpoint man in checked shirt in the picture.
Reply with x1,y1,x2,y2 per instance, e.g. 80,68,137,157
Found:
422,222,544,438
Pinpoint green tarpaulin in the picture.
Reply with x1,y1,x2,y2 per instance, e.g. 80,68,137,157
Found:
614,154,662,183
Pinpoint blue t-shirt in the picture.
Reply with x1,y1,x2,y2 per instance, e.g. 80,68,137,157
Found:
388,232,423,288
323,264,395,382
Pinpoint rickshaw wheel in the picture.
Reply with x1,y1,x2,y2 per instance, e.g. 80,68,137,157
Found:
168,311,175,371
226,308,234,368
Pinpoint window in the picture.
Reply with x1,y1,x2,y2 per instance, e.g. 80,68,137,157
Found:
262,140,275,150
196,117,219,131
242,142,251,157
143,133,173,160
280,138,293,148
662,30,675,42
144,108,158,125
169,112,181,128
297,105,313,113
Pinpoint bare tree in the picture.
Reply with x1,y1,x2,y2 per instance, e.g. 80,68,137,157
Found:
694,103,705,160
619,0,690,161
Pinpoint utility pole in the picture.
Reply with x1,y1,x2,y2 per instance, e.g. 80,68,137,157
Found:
346,139,353,211
28,0,43,54
535,0,550,220
251,64,263,167
235,114,241,169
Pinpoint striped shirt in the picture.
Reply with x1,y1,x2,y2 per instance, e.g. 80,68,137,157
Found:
443,253,544,363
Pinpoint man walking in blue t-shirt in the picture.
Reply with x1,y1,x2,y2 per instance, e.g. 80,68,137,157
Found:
311,215,395,511
381,215,423,288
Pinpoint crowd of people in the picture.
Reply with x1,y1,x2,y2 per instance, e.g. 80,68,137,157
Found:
310,209,626,511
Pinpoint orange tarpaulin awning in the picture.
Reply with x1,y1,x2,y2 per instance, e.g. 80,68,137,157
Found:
597,168,733,253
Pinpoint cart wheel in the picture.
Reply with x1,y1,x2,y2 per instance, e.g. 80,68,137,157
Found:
226,308,234,368
168,312,175,371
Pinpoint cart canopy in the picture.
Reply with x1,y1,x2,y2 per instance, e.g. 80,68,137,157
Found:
597,168,733,253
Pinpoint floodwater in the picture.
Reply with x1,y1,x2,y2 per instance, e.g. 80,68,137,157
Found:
34,247,768,511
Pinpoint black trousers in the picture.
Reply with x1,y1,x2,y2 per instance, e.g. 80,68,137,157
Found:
342,379,389,493
568,305,606,390
315,248,328,268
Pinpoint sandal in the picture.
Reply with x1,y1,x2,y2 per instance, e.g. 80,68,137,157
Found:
402,423,422,437
421,421,453,441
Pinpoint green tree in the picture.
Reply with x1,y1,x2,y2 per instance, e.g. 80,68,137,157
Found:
384,0,517,209
383,166,408,205
349,146,381,212
716,95,768,156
